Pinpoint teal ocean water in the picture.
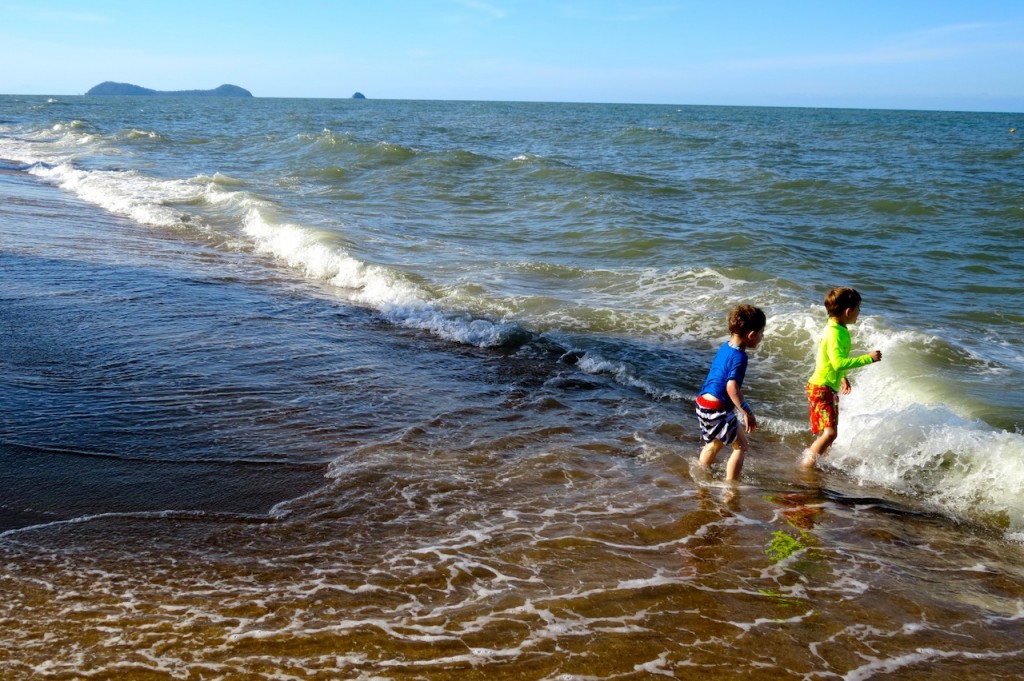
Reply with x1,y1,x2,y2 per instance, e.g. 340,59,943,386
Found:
1,95,1023,678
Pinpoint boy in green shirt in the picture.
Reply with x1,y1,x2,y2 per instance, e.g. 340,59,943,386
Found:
801,287,882,469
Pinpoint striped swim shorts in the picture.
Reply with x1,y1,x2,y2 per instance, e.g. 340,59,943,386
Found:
806,383,838,434
695,394,739,445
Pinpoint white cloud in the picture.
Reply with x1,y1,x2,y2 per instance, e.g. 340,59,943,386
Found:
460,0,507,20
903,22,998,41
716,21,1024,74
3,4,108,24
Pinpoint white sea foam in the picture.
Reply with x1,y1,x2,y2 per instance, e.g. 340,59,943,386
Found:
843,648,1023,681
807,322,1024,534
236,206,530,346
577,353,668,398
12,148,528,349
28,162,201,230
752,307,1024,537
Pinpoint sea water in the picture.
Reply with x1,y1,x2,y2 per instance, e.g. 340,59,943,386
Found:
1,95,1022,678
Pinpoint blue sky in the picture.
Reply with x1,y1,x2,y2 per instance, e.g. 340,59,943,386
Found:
3,1,1022,111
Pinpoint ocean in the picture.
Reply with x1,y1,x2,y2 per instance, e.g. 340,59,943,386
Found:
1,94,1022,679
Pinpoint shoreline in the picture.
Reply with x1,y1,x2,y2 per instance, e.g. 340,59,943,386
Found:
0,166,329,532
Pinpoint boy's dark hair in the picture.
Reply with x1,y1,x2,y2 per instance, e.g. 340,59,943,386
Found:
728,304,766,336
824,287,862,317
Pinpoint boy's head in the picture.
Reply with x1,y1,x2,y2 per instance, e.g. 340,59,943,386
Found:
728,304,766,345
824,287,862,318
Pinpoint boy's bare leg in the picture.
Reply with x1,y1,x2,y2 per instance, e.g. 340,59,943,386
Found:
699,439,723,467
725,429,748,481
802,427,837,468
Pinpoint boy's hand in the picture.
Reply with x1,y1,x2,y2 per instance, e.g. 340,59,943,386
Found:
840,377,852,395
870,350,882,363
743,410,757,433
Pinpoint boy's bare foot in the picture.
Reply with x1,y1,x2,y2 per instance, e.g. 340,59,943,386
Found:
799,448,816,469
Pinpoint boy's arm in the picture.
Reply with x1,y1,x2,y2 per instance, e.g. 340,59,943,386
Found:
824,334,877,372
726,379,757,433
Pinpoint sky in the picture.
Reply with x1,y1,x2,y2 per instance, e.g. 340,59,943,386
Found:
2,1,1022,112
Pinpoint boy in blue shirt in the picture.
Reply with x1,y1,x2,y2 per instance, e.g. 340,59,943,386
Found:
695,304,766,481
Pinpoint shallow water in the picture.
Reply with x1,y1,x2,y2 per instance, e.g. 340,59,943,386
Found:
1,96,1023,678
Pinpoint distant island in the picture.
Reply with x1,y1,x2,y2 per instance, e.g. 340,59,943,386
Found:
352,92,366,99
86,82,253,97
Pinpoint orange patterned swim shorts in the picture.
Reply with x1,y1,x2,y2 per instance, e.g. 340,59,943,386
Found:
806,383,838,434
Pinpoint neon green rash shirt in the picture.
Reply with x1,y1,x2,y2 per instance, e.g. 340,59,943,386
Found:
808,319,875,391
